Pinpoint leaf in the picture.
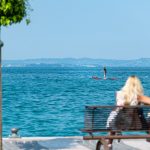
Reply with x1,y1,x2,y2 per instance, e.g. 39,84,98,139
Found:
26,18,30,25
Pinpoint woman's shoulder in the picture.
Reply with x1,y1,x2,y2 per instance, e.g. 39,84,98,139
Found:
116,90,124,96
116,90,125,105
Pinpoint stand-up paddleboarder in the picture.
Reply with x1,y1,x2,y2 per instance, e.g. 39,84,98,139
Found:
103,66,107,79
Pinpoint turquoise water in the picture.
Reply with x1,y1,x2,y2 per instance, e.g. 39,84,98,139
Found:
2,67,150,137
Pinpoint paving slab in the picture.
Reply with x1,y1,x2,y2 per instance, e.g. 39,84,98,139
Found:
3,137,90,150
2,137,150,150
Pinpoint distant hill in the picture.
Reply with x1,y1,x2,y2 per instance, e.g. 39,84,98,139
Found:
2,58,150,67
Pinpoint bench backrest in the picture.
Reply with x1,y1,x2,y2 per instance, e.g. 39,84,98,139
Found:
84,106,150,132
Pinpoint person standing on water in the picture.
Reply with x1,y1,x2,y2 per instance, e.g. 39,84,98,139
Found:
103,66,107,79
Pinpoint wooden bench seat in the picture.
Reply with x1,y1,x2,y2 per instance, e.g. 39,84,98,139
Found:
81,105,150,150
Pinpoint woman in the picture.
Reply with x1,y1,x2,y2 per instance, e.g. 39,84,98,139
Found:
116,75,150,106
107,75,150,149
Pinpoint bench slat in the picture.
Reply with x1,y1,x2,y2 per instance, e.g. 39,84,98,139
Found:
81,129,150,132
84,135,150,140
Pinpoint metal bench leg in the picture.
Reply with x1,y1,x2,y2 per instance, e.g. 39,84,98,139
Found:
96,140,102,150
96,138,109,150
146,129,150,142
117,132,122,142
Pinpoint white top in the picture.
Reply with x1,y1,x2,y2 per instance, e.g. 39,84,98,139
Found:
116,90,139,106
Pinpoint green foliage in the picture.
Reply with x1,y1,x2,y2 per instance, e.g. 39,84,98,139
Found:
0,0,31,26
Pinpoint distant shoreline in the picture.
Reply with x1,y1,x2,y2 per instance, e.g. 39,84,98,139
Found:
2,58,150,67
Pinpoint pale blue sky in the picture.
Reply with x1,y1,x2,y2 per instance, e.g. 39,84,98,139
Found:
1,0,150,60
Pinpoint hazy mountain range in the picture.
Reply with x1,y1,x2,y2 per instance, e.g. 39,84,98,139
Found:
2,58,150,67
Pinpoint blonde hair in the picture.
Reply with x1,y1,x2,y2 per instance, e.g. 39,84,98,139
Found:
121,76,144,105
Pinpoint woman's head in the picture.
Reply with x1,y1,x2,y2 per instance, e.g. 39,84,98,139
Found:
122,76,144,105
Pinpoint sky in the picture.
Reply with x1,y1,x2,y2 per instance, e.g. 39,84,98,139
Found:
1,0,150,60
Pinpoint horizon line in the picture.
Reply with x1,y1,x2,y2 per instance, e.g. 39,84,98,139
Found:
2,57,150,61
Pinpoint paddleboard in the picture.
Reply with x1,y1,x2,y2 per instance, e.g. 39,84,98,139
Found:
92,76,102,80
92,76,118,80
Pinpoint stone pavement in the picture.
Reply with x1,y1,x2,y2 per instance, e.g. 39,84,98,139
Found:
2,137,150,150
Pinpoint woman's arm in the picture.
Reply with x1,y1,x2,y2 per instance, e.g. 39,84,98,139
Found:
137,95,150,105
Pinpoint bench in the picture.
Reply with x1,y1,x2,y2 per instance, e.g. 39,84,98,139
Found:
81,105,150,150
